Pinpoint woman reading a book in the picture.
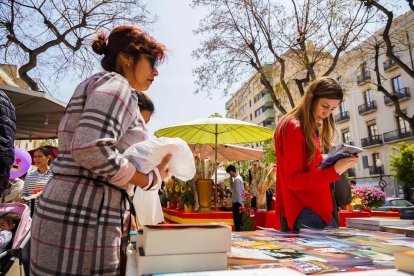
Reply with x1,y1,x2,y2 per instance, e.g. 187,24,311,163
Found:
274,77,359,232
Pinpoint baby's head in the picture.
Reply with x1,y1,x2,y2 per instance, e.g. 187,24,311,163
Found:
137,91,154,123
0,212,20,232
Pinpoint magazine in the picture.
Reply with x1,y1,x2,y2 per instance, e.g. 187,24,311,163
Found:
318,144,363,169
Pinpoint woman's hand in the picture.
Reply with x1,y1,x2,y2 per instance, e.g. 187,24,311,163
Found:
334,155,359,175
154,154,172,184
15,196,25,204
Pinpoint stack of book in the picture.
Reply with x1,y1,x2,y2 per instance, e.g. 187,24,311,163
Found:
136,224,231,275
346,217,413,231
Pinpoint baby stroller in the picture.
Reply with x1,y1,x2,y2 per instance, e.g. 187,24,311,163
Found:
0,203,31,275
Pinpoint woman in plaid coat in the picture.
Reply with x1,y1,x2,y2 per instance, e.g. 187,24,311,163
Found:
30,26,170,275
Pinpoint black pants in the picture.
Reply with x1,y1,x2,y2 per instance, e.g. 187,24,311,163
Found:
232,202,242,231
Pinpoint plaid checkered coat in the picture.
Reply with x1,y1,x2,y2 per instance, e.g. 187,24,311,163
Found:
30,72,147,275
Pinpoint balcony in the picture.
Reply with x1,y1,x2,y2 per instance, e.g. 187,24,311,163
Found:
383,57,399,72
358,101,377,115
347,168,356,177
262,93,274,107
263,108,276,120
369,165,384,175
334,111,350,123
356,71,371,85
361,134,383,148
383,129,414,143
384,87,411,105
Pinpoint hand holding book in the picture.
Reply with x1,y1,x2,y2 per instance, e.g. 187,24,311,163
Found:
318,144,363,175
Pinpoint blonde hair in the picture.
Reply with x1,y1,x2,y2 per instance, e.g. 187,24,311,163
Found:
277,77,343,165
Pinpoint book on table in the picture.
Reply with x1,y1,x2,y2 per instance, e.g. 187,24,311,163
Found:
142,223,231,256
137,247,227,275
394,251,414,274
317,143,363,169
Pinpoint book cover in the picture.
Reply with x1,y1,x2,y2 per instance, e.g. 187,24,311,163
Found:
232,260,339,274
142,223,231,256
317,144,363,169
394,251,414,274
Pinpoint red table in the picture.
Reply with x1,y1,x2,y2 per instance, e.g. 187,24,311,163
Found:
338,210,371,227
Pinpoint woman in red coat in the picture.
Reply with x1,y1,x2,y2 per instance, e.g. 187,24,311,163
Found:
274,77,358,232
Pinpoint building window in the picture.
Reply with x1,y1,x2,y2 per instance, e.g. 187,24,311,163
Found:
363,90,373,104
391,76,403,92
339,101,347,113
250,114,252,121
397,110,408,133
360,62,369,75
372,152,380,168
254,107,264,117
253,90,267,103
367,121,378,138
342,129,350,144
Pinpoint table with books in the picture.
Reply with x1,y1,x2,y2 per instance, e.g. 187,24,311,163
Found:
128,217,414,275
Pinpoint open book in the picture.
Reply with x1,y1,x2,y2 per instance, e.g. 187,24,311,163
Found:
317,144,363,169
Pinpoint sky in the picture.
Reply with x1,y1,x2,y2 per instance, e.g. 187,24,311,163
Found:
143,0,230,137
52,0,230,138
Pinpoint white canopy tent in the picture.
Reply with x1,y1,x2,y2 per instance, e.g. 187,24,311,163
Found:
0,84,66,140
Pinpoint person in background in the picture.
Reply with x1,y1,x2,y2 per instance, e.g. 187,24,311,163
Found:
30,25,171,276
16,147,53,211
0,90,16,196
274,77,359,232
226,165,244,232
0,177,24,203
0,212,20,253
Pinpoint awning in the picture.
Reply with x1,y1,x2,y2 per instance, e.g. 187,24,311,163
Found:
0,84,66,140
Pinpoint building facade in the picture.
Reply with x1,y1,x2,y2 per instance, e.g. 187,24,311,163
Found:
226,11,414,196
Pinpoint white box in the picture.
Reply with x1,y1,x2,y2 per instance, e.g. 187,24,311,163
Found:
137,247,227,275
143,224,231,256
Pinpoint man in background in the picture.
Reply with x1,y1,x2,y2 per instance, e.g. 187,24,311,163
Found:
0,90,16,195
226,165,244,231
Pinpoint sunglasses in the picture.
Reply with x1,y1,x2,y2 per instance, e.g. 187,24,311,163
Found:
143,54,157,69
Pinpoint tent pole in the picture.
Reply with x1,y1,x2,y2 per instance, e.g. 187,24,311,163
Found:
214,124,218,209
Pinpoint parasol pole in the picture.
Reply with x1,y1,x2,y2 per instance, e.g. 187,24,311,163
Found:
214,124,218,208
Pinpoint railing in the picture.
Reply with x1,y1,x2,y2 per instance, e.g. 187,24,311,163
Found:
357,71,371,85
361,134,383,147
358,101,377,115
384,87,411,105
334,111,350,123
263,108,276,119
369,166,383,175
383,129,414,143
347,168,356,177
383,57,399,71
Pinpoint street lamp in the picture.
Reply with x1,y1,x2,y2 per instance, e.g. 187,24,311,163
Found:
376,159,387,191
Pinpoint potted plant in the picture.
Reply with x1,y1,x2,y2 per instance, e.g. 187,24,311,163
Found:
352,185,386,211
180,185,196,213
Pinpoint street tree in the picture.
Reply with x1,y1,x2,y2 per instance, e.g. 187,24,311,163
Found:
192,0,374,114
0,0,153,91
388,142,414,201
359,0,414,132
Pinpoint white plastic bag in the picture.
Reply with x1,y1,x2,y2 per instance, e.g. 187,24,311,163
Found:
123,137,196,181
133,189,164,226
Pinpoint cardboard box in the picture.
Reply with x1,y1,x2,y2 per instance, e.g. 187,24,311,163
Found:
143,224,231,256
137,247,227,275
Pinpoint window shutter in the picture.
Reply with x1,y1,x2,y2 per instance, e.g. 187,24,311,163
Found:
362,155,369,169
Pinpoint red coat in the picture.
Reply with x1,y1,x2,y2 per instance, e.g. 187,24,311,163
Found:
275,119,339,230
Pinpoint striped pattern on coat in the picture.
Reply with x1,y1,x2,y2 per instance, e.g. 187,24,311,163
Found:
30,72,147,275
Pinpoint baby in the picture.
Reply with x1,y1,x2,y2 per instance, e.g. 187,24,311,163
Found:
0,212,20,253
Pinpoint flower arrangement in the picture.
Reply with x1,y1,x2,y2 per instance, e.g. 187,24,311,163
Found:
240,190,256,231
179,185,196,207
352,185,386,209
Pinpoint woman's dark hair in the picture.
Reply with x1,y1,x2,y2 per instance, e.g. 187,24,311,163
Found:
137,91,154,113
35,146,52,165
91,25,166,73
